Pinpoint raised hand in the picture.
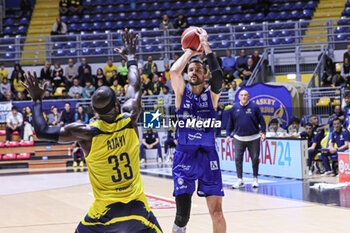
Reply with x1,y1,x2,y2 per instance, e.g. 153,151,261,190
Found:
195,27,212,55
114,28,138,61
21,71,48,101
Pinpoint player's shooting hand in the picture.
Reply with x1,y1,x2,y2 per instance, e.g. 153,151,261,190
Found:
195,27,208,45
22,71,48,102
114,28,138,61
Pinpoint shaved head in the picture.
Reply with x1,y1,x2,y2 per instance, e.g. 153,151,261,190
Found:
92,86,120,120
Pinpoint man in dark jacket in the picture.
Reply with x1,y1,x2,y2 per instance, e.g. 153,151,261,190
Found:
60,102,75,125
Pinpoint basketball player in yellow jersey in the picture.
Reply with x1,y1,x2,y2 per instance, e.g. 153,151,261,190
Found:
22,29,163,233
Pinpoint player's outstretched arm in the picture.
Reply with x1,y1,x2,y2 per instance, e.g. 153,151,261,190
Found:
196,28,223,109
170,49,201,109
22,71,91,144
115,29,141,124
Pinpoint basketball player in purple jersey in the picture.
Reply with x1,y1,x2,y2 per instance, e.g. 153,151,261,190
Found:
170,28,226,233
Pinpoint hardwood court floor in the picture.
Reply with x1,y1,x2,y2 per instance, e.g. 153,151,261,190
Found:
0,169,350,233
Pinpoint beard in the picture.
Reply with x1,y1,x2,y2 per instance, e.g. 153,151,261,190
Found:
188,75,204,86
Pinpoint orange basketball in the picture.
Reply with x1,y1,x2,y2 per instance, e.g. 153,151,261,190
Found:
181,27,203,52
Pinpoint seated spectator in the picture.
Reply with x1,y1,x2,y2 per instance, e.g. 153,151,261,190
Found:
15,91,26,101
0,78,12,101
75,106,88,124
329,105,344,123
65,58,78,89
174,14,188,34
75,93,81,99
40,61,52,81
0,63,9,82
10,64,24,82
117,59,128,86
82,80,95,98
69,0,83,15
61,89,69,99
79,58,92,78
159,14,173,30
164,127,177,162
159,86,171,119
20,0,32,17
43,90,52,99
52,63,64,90
59,0,69,16
340,57,350,86
94,68,107,87
228,80,240,102
80,67,93,86
12,72,26,95
240,58,255,87
119,86,126,97
344,44,350,63
51,17,67,35
23,106,34,141
140,129,163,163
251,50,260,67
96,79,105,89
161,64,170,84
6,106,24,142
73,142,84,168
233,49,249,81
322,58,336,87
147,74,164,95
110,78,122,96
143,55,157,76
60,102,75,125
47,106,61,126
110,70,118,86
321,118,349,176
104,59,117,83
148,66,161,81
222,50,235,83
69,78,83,98
267,118,286,137
289,118,305,135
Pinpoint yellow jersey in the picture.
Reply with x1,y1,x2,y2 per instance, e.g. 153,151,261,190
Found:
86,113,144,219
104,64,117,78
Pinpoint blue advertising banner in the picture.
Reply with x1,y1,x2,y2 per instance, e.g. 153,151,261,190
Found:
12,100,79,115
216,137,306,179
235,83,292,128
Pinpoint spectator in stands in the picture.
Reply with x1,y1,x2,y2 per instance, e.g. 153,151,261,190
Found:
140,129,163,163
73,142,84,168
47,106,61,126
251,50,260,67
69,0,83,15
61,89,69,99
10,64,24,82
159,86,171,119
78,58,92,78
222,50,235,83
43,90,51,99
110,78,122,96
82,80,95,99
309,114,325,133
117,59,128,86
147,74,163,95
0,78,12,101
6,106,24,142
173,14,188,34
12,72,26,96
80,68,94,86
143,56,157,76
233,49,249,81
96,79,104,89
164,127,177,161
51,17,67,35
240,58,255,87
170,54,179,68
75,93,81,99
160,14,173,30
65,58,78,89
340,57,350,86
228,80,240,103
148,66,161,82
344,44,350,63
40,62,52,81
161,64,170,84
322,58,336,87
69,78,83,98
104,59,117,83
0,64,9,82
59,0,69,16
321,118,349,176
110,70,119,87
329,105,344,123
267,118,285,137
60,102,75,125
20,0,32,17
75,106,88,124
23,106,33,141
94,68,107,87
289,118,305,135
52,63,64,90
15,92,26,101
119,87,126,97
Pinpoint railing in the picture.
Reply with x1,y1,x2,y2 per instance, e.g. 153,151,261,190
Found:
246,48,268,86
0,0,4,34
306,49,327,88
1,18,350,65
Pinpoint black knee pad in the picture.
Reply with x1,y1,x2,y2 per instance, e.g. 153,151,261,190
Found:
174,193,192,227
